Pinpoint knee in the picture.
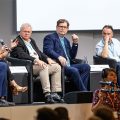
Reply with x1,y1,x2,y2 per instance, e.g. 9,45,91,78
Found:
56,64,61,71
42,66,49,71
54,63,61,72
83,64,90,71
0,62,7,70
72,68,79,75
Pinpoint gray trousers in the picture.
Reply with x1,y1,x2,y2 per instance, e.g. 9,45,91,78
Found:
33,63,61,93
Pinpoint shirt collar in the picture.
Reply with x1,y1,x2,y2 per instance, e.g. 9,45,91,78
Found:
20,35,31,43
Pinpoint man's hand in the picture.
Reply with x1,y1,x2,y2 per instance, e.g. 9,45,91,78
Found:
11,39,19,49
34,59,47,69
104,35,110,43
47,58,56,65
58,56,67,66
72,34,79,44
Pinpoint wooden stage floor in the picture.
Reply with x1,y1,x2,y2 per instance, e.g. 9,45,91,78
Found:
0,103,92,120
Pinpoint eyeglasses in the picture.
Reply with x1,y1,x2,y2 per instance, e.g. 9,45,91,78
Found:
22,31,32,34
58,26,68,29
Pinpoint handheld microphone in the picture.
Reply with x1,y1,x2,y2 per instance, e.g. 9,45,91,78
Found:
101,88,112,92
0,39,5,45
99,81,114,86
0,39,10,52
101,88,120,93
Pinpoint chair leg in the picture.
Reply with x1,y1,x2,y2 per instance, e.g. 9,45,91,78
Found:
61,68,65,97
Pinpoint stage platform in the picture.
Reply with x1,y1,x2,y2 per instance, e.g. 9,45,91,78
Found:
0,103,92,120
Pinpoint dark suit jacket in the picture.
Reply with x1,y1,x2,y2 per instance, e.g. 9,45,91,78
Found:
43,32,78,64
10,35,48,63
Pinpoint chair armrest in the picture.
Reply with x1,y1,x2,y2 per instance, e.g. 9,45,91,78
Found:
6,56,32,66
6,56,34,103
6,56,33,73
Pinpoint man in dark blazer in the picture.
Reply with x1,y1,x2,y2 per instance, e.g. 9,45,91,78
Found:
43,19,90,91
10,23,63,103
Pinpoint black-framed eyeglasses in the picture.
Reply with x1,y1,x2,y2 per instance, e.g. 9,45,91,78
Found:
58,26,68,29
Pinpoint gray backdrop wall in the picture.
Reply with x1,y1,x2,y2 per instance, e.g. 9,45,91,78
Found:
0,0,120,64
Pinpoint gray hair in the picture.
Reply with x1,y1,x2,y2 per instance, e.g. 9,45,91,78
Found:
20,23,32,31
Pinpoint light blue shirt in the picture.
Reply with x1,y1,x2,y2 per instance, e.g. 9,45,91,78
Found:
59,37,70,66
96,38,120,61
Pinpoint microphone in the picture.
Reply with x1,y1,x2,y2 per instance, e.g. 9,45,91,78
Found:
101,88,112,92
101,88,120,93
99,81,114,86
0,39,10,52
0,39,5,45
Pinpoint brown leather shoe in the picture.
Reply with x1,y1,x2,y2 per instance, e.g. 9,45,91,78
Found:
10,85,28,95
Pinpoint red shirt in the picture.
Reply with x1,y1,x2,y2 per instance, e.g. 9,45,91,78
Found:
92,89,120,114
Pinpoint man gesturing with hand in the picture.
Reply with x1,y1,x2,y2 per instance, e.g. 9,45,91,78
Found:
43,19,90,91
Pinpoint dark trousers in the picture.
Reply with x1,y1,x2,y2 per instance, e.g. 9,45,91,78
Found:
64,63,90,91
116,62,120,86
0,61,8,97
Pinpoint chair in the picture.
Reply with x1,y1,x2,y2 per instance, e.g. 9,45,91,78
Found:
7,56,87,101
93,55,117,68
7,57,64,102
7,56,34,103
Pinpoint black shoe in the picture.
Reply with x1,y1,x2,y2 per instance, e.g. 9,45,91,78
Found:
0,99,15,106
51,93,64,103
45,94,56,104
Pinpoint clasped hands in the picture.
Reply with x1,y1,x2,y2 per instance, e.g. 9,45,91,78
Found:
103,35,111,44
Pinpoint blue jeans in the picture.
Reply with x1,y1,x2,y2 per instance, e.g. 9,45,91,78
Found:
0,61,7,97
64,63,90,91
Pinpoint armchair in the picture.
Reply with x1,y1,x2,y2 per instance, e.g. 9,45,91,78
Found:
93,55,117,68
7,56,87,102
7,57,64,102
6,56,34,103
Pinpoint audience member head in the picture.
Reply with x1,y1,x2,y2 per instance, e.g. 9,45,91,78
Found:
54,107,69,120
102,68,117,84
0,118,10,120
102,25,113,41
19,23,32,40
88,115,102,120
93,105,115,120
36,107,60,120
